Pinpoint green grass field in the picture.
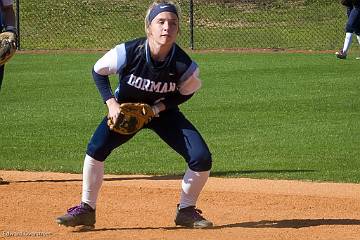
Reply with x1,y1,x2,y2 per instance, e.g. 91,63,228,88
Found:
0,51,359,183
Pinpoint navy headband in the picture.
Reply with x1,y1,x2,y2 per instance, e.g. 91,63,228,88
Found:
148,3,178,23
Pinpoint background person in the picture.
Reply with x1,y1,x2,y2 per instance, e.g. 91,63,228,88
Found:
0,0,17,91
336,0,360,59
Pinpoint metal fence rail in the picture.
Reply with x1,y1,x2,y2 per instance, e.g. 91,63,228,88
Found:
15,0,347,51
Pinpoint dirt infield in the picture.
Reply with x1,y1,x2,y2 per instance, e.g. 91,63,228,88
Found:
1,170,360,240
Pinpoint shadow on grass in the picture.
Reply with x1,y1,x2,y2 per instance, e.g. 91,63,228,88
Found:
75,218,360,232
3,169,315,184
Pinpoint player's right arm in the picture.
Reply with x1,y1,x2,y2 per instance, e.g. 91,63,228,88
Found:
92,44,126,123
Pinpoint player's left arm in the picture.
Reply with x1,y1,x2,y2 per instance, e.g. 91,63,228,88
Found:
177,67,202,95
154,63,202,113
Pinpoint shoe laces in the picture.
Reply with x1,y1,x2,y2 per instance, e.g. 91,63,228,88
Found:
192,208,206,221
182,206,206,221
67,203,91,216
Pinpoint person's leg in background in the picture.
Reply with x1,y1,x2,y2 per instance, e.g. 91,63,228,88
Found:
337,6,360,59
0,64,5,91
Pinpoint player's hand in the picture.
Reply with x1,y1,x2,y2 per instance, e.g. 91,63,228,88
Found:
151,102,165,117
106,98,121,125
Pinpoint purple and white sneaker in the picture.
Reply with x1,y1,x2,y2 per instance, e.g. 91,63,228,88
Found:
56,202,95,229
174,204,213,229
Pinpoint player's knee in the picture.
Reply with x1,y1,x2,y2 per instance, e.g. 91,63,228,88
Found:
86,142,109,162
188,151,212,172
345,24,355,33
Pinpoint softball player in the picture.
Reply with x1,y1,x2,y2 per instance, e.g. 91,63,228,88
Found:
0,0,16,91
336,0,360,59
57,0,213,229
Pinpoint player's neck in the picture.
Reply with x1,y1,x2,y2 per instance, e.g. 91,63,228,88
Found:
148,39,173,62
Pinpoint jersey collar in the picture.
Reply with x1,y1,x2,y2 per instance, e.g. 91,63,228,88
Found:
145,39,176,69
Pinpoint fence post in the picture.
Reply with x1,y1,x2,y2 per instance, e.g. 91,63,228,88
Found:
15,0,20,50
189,0,194,50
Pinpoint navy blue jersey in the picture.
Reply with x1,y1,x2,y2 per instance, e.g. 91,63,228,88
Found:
89,38,211,170
93,37,200,107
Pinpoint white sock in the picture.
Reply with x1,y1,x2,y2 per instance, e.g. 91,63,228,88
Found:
357,35,360,45
179,168,210,209
343,32,353,54
81,154,104,210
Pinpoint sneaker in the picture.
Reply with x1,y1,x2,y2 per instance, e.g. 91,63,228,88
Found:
174,204,213,229
335,50,347,59
0,177,9,185
56,202,95,228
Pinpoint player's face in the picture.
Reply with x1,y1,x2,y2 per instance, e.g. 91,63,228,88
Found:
148,12,179,46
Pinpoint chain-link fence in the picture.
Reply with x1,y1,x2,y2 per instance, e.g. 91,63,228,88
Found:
16,0,347,51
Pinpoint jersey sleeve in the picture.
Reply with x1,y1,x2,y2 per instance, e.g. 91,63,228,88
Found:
178,62,202,95
93,43,127,75
92,43,127,102
162,61,201,110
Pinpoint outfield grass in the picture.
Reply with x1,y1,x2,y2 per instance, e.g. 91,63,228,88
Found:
0,51,359,183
